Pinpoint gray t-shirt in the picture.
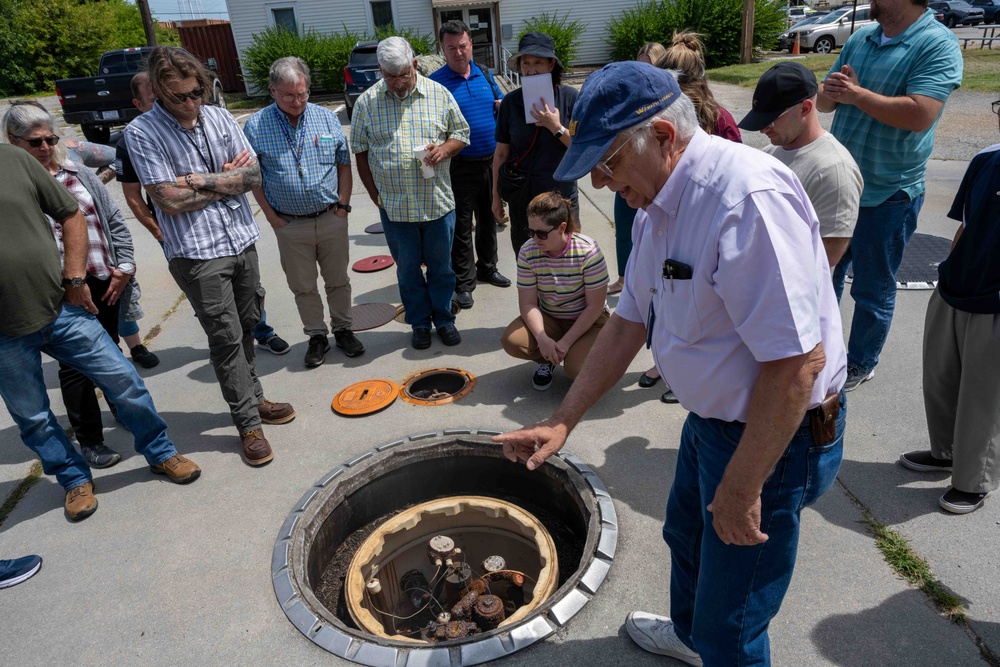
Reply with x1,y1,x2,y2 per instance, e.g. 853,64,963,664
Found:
765,132,863,239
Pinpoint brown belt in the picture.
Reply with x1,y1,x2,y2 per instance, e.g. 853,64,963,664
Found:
275,203,337,219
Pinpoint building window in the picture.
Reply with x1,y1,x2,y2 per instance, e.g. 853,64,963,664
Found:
370,1,394,30
271,7,298,35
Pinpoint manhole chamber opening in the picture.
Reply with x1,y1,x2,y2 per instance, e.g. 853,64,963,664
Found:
274,433,616,665
400,369,475,405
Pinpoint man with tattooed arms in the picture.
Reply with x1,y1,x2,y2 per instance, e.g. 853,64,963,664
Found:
124,47,295,467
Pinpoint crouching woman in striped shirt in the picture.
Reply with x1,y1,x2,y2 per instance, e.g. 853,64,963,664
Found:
501,192,610,391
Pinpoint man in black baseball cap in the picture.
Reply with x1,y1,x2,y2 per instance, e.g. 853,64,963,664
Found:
738,61,818,131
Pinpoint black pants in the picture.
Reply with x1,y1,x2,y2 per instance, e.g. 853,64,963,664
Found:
509,183,580,255
450,157,499,293
59,273,122,447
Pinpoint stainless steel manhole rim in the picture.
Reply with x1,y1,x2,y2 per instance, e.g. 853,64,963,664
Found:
271,429,618,667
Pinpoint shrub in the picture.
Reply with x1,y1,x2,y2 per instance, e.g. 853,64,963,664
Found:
605,0,786,69
375,25,435,55
517,11,588,67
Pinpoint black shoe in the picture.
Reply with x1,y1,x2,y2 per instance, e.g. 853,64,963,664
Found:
899,450,953,472
412,328,432,349
660,389,679,404
129,344,160,368
334,330,365,357
258,334,290,355
453,291,474,309
939,487,988,514
532,363,555,391
437,324,462,346
477,270,512,288
81,443,121,469
304,335,330,368
638,372,661,388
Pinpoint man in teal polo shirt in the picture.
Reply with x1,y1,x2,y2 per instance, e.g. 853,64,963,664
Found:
818,0,962,391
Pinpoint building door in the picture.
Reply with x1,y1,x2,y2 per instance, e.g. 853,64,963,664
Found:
436,4,497,70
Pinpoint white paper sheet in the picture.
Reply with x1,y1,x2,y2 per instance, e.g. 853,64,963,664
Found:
521,73,555,124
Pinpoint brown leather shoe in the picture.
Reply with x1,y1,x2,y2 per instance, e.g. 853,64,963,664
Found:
258,399,296,424
240,429,274,466
65,481,97,522
150,454,201,484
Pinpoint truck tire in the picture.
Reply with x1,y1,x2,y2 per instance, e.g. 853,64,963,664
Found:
82,124,111,145
211,82,227,109
946,15,957,27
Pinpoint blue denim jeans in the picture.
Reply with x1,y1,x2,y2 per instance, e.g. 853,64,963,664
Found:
253,309,274,342
118,309,140,338
613,191,637,278
380,209,457,330
663,394,846,666
0,304,177,491
832,190,924,374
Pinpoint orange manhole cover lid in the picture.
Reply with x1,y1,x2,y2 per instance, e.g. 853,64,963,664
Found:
352,255,394,273
332,379,399,416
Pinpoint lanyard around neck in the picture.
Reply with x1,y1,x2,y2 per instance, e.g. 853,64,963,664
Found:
274,104,307,179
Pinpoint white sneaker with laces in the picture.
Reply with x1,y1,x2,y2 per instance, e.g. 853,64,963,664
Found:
626,612,703,666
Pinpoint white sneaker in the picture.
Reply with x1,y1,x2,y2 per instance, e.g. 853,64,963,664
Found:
625,612,703,666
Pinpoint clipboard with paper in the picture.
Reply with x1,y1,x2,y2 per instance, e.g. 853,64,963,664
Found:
521,73,555,124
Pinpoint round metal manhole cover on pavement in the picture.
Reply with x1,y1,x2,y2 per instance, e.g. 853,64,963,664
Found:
353,255,395,273
847,232,951,290
349,303,400,332
332,379,399,416
364,222,384,234
400,369,476,406
394,303,461,324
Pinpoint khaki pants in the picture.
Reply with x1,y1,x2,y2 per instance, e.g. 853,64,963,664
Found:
273,210,352,337
501,311,609,379
923,289,1000,494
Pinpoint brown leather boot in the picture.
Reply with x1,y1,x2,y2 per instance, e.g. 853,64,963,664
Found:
258,399,296,424
65,481,97,522
150,454,201,484
240,429,274,466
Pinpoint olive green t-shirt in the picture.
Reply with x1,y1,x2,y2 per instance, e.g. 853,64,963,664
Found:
0,144,80,336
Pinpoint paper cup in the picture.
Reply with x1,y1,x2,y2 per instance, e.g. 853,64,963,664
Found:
413,147,434,179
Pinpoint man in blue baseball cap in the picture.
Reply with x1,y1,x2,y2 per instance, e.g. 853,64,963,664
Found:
496,61,847,666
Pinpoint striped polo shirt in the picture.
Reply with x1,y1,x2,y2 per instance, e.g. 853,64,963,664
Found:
125,102,260,261
350,76,470,222
826,9,962,207
428,62,502,158
517,233,609,319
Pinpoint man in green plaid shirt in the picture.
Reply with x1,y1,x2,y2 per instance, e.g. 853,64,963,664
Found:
352,37,470,351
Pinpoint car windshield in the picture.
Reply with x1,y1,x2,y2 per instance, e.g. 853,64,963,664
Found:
350,50,379,67
952,1,973,7
816,8,850,23
99,51,147,74
790,14,826,29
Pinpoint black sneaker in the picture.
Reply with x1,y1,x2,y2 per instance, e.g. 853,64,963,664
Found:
939,487,988,514
129,344,160,368
844,368,874,392
304,335,331,368
81,443,121,469
258,334,290,355
899,450,953,472
412,328,432,350
437,324,462,346
532,363,555,391
334,330,365,357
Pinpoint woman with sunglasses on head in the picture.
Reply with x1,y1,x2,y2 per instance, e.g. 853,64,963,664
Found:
3,102,144,470
501,192,610,391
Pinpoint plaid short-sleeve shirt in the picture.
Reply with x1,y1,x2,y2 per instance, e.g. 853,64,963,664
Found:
350,76,470,222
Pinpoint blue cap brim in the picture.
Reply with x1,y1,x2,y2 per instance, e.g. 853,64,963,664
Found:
553,133,617,183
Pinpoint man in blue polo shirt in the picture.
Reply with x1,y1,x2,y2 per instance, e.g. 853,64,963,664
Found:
430,20,511,311
818,0,962,391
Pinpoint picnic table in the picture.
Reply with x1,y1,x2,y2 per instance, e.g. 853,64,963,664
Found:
960,25,998,49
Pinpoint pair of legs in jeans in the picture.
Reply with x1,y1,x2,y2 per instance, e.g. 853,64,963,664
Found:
662,396,846,665
832,190,924,376
380,210,457,332
0,304,177,492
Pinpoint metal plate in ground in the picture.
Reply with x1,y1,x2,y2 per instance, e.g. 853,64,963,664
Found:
331,379,399,416
364,222,384,234
394,302,461,324
352,255,394,273
846,232,950,290
348,302,398,332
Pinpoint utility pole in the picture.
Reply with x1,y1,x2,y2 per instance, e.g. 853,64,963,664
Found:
137,0,158,46
740,0,755,64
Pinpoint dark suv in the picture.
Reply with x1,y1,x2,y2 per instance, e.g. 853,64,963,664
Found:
929,0,985,26
971,0,1000,22
344,40,380,119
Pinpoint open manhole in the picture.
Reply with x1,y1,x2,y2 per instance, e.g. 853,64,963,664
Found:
273,431,616,666
400,369,475,405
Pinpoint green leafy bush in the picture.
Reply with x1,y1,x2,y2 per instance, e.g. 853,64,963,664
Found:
517,11,588,67
375,25,435,55
606,0,785,69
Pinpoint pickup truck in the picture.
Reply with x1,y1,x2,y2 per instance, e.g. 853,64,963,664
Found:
56,47,226,144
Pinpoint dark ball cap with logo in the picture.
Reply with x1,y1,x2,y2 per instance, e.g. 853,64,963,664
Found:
737,62,818,131
553,61,682,183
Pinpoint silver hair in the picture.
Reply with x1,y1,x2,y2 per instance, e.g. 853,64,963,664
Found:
377,36,415,74
629,92,699,154
269,56,311,89
2,101,55,142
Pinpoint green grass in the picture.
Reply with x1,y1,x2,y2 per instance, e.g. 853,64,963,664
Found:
708,49,1000,93
0,462,43,530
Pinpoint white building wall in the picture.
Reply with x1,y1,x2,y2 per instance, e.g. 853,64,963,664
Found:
493,0,628,65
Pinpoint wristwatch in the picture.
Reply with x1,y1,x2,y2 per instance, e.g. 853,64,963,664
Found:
336,202,352,213
63,276,86,288
553,127,566,139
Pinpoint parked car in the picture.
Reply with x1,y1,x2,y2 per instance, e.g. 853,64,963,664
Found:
344,40,380,120
778,13,830,50
785,5,817,26
56,47,225,144
970,0,1000,22
788,5,876,54
929,0,985,26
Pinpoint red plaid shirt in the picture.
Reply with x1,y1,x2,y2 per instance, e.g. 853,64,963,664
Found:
56,167,112,279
